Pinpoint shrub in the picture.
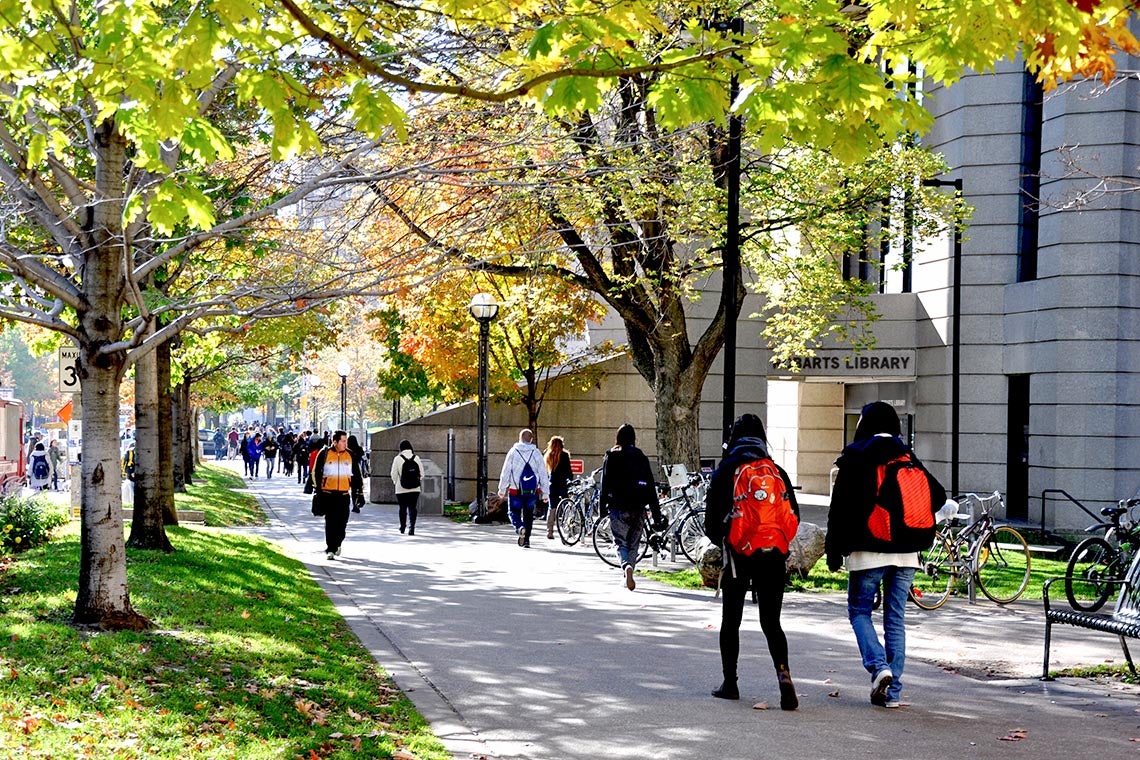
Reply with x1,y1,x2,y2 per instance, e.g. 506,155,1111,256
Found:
0,492,68,553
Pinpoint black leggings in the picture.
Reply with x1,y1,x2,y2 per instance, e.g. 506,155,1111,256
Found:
719,549,789,678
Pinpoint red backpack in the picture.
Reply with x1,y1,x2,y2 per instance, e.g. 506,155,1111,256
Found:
727,459,799,555
866,452,944,547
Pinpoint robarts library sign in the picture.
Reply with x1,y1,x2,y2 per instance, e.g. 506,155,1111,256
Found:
771,350,917,378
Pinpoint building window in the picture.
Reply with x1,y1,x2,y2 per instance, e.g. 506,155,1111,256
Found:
1017,73,1042,282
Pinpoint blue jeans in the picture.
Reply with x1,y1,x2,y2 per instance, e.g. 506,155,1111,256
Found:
509,492,538,538
609,509,644,569
847,566,916,702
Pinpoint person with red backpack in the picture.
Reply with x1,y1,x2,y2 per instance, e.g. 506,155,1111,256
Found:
704,413,800,710
825,401,954,709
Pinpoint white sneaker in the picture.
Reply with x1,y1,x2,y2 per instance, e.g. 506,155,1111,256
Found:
871,669,893,706
624,565,636,591
327,552,335,560
334,546,341,556
884,700,901,709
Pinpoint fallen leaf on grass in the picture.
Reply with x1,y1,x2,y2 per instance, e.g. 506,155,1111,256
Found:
752,702,769,710
392,750,418,760
241,610,251,619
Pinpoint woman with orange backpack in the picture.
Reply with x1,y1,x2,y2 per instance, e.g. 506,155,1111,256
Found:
704,413,800,710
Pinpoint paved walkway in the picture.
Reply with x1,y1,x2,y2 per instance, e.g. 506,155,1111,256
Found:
231,463,1140,760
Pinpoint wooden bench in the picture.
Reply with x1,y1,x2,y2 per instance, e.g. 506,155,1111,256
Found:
1042,550,1140,679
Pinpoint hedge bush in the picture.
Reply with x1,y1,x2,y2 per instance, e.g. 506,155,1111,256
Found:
0,492,68,553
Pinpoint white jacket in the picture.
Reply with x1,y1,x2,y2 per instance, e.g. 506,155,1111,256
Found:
497,441,549,496
391,451,423,494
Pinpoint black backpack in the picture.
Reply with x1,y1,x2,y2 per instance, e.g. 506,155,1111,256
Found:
32,456,49,480
399,453,421,489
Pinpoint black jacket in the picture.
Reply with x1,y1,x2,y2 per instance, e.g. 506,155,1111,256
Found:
599,444,659,515
825,435,940,565
704,437,799,547
549,451,572,496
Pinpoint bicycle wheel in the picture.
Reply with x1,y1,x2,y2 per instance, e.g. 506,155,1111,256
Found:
676,508,707,564
910,532,955,610
592,515,621,567
555,498,583,546
1064,537,1118,612
593,514,651,567
975,525,1032,604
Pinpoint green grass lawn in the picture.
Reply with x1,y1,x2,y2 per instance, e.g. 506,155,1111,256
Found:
185,464,269,528
0,466,448,759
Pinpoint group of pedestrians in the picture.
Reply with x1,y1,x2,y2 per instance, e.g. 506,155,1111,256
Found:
487,404,952,712
24,432,66,491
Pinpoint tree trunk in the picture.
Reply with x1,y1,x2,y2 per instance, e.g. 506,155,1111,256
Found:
74,120,151,628
127,337,174,551
157,338,182,506
653,363,704,473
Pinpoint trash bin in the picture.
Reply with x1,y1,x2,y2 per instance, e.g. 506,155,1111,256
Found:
417,457,444,515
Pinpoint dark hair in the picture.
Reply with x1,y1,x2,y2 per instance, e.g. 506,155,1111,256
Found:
347,434,361,451
615,423,636,447
853,401,902,441
729,413,766,444
398,439,413,452
332,430,347,443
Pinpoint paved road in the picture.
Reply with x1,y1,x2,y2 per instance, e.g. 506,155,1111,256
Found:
231,463,1140,760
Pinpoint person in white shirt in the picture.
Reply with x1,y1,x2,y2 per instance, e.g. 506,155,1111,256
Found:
390,440,423,535
497,429,549,548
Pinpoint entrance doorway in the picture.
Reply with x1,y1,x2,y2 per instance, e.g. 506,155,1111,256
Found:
1006,375,1030,521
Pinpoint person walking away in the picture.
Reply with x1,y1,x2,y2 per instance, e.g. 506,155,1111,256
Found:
227,427,240,459
543,436,572,540
312,430,364,559
497,429,549,548
296,432,312,485
346,435,367,512
825,401,955,709
212,429,225,461
47,439,65,491
281,433,295,477
28,442,51,492
307,436,323,485
239,432,252,476
248,433,262,478
390,439,423,533
599,424,666,590
261,435,278,479
704,413,801,709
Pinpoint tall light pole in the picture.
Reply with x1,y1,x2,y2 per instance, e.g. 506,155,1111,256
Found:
337,361,350,432
309,374,321,431
468,293,499,516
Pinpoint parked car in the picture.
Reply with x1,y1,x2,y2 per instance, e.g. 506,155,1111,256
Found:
198,429,216,458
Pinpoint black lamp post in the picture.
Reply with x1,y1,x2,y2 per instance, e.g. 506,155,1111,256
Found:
337,361,350,432
922,177,963,496
467,293,500,516
309,374,321,430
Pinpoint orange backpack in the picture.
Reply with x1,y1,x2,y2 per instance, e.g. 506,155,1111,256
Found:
727,459,799,555
866,452,942,546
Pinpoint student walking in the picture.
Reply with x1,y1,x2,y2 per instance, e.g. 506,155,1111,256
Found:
825,401,954,709
497,429,549,549
248,433,262,478
543,436,572,540
390,440,423,534
598,424,666,590
704,413,800,709
312,430,365,560
47,439,65,491
261,435,278,479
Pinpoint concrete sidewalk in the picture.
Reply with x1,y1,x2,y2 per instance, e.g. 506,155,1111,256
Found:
233,464,1140,760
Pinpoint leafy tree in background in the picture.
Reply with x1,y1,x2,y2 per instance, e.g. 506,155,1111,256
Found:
0,0,1133,628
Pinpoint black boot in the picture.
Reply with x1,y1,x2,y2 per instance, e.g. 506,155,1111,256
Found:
777,665,798,711
712,679,739,700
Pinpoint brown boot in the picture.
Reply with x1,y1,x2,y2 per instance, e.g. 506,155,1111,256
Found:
777,665,798,711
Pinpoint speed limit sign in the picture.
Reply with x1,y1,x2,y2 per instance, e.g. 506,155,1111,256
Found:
58,346,80,393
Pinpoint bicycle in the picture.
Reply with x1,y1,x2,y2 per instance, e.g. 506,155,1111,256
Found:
554,469,602,546
1064,496,1140,612
909,491,1032,610
592,472,707,567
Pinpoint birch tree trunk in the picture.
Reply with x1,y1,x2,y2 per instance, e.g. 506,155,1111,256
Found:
127,334,173,551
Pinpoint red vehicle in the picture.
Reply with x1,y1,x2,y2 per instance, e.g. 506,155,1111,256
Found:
0,395,26,493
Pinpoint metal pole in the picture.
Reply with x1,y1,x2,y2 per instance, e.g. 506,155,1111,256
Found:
340,376,347,431
476,319,490,517
950,177,963,497
721,65,741,442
